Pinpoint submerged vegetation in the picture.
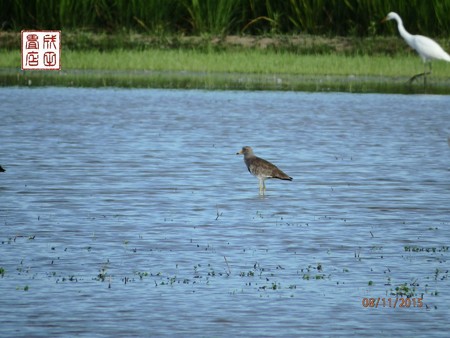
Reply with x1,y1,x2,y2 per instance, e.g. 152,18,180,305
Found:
1,233,448,307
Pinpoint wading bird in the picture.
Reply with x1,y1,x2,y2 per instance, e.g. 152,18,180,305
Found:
236,146,292,195
382,12,450,84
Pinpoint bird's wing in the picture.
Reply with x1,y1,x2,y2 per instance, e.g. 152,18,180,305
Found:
413,35,450,61
248,156,277,177
255,156,290,179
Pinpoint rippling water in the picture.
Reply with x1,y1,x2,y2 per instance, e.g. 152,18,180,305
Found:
1,87,449,337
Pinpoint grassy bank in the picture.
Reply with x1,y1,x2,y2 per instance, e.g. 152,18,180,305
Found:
2,49,450,93
3,48,450,78
1,32,450,93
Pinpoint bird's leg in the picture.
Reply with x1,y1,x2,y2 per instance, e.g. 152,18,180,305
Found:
408,72,426,84
408,72,425,83
408,62,431,85
422,62,432,86
262,180,266,195
425,62,432,86
258,179,263,195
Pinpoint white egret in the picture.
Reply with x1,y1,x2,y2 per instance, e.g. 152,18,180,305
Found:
383,12,450,84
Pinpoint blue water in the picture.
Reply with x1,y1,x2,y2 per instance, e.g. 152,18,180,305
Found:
1,87,449,337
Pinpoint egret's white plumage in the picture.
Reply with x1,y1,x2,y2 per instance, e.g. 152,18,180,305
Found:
383,12,450,83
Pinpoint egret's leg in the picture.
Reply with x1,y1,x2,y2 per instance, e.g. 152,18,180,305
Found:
408,72,427,84
423,62,427,86
408,62,431,84
423,62,429,86
408,73,422,83
422,62,433,86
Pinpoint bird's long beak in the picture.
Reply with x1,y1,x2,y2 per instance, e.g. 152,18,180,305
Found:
236,150,243,155
381,16,387,23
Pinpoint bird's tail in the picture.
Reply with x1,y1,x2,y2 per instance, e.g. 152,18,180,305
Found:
276,175,293,181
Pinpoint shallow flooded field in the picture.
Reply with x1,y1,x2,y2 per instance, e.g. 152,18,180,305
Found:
1,87,449,337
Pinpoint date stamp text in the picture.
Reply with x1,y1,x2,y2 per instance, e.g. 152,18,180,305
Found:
362,297,423,308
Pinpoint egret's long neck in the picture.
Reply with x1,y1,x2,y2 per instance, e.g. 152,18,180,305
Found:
395,17,414,46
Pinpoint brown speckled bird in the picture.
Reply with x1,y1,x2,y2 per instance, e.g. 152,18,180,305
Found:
236,146,292,195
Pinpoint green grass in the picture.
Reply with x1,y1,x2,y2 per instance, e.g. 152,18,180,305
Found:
2,32,450,93
3,48,450,78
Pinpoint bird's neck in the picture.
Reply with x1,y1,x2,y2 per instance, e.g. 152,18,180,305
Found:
396,18,414,45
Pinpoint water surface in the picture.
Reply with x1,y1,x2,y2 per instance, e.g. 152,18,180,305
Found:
1,88,449,337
